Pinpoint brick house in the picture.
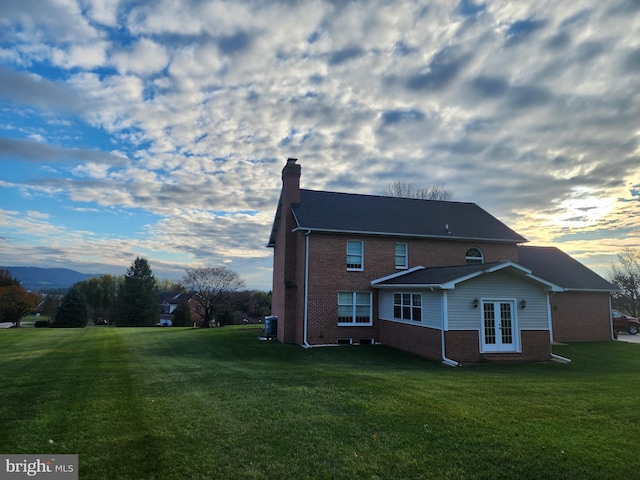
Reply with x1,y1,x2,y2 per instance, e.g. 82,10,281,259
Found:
517,246,616,342
268,158,616,364
158,291,204,326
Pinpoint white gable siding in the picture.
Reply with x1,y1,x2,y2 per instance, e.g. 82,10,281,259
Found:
423,290,443,328
378,289,442,329
447,271,550,331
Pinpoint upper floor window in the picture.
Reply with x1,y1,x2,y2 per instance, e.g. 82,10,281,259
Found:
395,243,408,269
465,247,484,264
338,291,372,325
347,241,364,270
393,293,422,322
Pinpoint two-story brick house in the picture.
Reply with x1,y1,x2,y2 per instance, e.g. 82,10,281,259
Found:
268,158,615,364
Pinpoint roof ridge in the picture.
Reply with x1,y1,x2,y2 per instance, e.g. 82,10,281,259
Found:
299,188,474,205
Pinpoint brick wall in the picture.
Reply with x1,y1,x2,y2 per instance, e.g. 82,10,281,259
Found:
444,330,481,363
378,320,442,360
480,331,551,362
550,291,612,342
303,233,518,345
376,324,552,363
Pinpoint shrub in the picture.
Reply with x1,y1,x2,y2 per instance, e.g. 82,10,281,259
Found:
34,320,50,328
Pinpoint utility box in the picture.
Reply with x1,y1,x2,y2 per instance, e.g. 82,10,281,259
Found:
264,316,278,338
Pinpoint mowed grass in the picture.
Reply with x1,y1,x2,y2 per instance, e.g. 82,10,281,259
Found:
0,327,639,479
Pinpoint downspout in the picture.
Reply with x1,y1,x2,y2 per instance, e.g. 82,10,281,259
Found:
547,292,555,343
608,294,615,341
548,291,572,364
441,290,460,367
302,230,311,348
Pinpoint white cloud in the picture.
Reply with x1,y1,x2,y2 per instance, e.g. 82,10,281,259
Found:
1,0,639,288
82,0,121,27
52,42,109,69
111,38,169,76
1,0,102,43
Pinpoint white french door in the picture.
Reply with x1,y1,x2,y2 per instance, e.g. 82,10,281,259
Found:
482,300,517,352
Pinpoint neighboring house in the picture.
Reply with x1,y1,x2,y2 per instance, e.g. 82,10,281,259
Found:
268,159,616,364
517,246,616,342
158,291,203,326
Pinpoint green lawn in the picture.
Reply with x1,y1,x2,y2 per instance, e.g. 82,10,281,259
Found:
0,326,638,479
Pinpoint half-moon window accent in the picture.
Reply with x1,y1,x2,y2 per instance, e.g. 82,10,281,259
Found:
465,247,484,264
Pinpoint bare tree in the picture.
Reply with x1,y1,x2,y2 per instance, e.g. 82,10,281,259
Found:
382,181,454,201
182,267,245,327
609,248,640,317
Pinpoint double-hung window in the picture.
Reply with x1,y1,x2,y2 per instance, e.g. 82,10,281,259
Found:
347,241,364,270
338,292,372,325
393,293,422,322
395,243,408,269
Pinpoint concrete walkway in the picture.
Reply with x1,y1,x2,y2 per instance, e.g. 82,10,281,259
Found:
616,333,640,344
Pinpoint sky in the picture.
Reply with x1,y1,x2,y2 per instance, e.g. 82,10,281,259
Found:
0,0,639,291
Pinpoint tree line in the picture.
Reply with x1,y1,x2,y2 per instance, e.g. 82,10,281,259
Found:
4,248,639,328
1,257,270,328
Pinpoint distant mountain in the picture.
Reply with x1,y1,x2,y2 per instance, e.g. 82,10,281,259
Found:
0,266,103,291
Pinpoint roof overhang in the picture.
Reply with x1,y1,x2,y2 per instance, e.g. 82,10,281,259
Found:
292,226,525,244
371,261,564,291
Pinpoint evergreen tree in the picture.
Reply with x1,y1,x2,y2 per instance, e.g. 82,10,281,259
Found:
171,302,192,327
117,257,159,326
53,287,88,328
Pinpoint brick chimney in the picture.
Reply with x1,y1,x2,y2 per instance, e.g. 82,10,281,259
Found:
281,157,301,205
272,158,302,343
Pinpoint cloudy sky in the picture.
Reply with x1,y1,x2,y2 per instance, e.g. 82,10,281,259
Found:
1,0,639,290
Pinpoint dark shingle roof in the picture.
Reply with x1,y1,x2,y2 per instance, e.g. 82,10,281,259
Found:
291,190,527,243
372,261,562,290
517,246,616,292
373,263,502,286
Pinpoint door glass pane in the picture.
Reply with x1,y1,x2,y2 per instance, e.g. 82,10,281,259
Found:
500,303,513,344
484,303,496,344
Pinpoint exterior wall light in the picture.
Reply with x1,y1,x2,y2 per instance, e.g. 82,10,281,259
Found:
473,298,479,309
520,300,527,309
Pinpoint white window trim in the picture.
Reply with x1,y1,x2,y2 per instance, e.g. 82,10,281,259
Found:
395,243,408,270
347,240,364,271
392,292,423,323
478,298,521,354
465,247,484,265
338,291,373,326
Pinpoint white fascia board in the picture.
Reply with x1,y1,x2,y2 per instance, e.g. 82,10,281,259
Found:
291,226,522,243
373,283,442,290
439,270,486,288
483,261,563,291
485,261,531,274
371,266,425,285
291,210,302,229
564,287,619,293
524,273,564,292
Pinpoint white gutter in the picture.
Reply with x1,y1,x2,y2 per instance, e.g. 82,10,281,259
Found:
609,295,615,341
302,230,311,348
547,292,555,343
291,226,523,244
440,291,460,367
